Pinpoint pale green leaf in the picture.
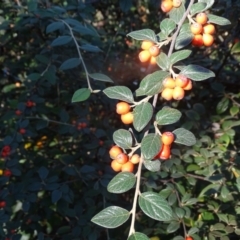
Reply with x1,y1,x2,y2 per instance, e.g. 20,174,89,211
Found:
133,102,153,132
89,73,113,83
60,58,81,70
156,107,182,125
107,172,136,194
139,192,172,221
71,88,91,102
103,86,134,103
173,128,196,146
91,206,130,228
141,134,161,160
113,129,133,149
127,29,157,42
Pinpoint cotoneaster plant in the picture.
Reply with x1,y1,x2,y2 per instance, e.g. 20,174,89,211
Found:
90,0,230,239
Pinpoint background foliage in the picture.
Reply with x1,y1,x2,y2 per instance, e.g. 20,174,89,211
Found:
0,0,240,239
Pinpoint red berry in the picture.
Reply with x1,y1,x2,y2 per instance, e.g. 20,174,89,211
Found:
19,128,26,134
0,201,6,208
3,170,12,177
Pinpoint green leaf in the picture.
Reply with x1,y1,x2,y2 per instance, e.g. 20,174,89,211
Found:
51,36,72,47
188,227,199,235
119,0,132,12
46,22,64,34
173,128,196,146
128,232,150,240
167,221,180,233
133,102,153,132
91,206,130,228
89,73,113,83
144,160,161,172
190,3,207,16
27,73,41,81
107,172,136,194
113,129,133,149
231,42,240,54
169,3,186,24
51,189,62,203
127,29,157,42
207,14,231,26
216,98,229,114
27,0,37,11
136,71,169,96
71,88,91,102
185,110,200,121
139,192,172,221
175,32,193,50
160,19,176,36
222,120,240,131
199,0,214,10
175,207,185,218
170,50,192,65
103,86,134,103
59,58,81,70
141,134,161,160
230,105,239,116
198,183,221,198
156,107,182,125
155,52,170,71
180,64,215,81
80,44,102,52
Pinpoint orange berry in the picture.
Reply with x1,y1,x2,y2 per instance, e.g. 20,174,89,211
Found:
149,45,160,57
190,23,203,35
130,154,140,164
192,34,203,47
111,159,123,172
116,102,131,115
173,86,185,100
121,161,134,172
163,77,176,89
161,0,173,13
183,80,192,90
121,112,134,124
155,144,171,160
161,132,175,145
161,88,174,101
196,12,208,25
141,40,154,50
203,23,215,34
186,237,193,240
175,75,189,88
116,153,129,164
109,145,123,159
150,56,157,65
139,50,151,63
202,33,214,47
172,0,182,8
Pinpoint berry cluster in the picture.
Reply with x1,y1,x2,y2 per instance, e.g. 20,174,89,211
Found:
1,146,11,158
109,145,140,172
138,40,160,64
191,12,215,47
155,132,175,160
116,102,134,124
161,75,192,101
161,0,182,13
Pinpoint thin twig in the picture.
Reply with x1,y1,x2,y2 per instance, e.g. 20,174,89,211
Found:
26,116,74,127
60,19,93,92
168,0,195,57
